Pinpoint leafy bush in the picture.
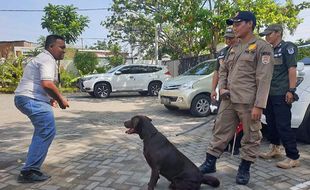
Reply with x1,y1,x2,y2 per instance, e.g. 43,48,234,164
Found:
108,56,124,68
59,87,79,93
297,47,310,61
60,68,79,88
74,51,99,75
95,66,109,73
0,56,79,93
0,56,24,89
0,87,17,93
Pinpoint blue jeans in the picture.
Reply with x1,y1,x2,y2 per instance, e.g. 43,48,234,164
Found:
14,95,56,172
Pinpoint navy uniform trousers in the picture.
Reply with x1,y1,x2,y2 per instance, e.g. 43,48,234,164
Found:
264,95,299,160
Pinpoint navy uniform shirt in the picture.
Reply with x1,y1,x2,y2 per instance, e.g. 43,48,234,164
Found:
216,46,230,71
270,40,298,96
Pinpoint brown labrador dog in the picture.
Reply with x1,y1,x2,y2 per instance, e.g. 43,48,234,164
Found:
124,115,220,190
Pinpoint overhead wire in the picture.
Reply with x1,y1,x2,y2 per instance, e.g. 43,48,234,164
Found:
0,8,109,12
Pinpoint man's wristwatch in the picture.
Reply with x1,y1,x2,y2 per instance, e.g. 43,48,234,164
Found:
287,88,296,94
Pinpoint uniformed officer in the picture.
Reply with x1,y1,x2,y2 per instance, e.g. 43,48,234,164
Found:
259,24,300,169
211,27,238,102
199,11,274,185
213,27,242,155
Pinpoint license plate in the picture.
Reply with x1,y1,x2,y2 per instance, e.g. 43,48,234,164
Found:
161,97,171,104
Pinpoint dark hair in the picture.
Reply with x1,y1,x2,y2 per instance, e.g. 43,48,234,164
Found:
44,35,65,50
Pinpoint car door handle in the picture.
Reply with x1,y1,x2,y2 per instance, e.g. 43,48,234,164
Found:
129,76,134,79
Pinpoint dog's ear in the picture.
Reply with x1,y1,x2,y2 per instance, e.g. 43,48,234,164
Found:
144,116,152,122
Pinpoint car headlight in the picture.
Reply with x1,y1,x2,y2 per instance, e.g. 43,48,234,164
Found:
180,81,195,90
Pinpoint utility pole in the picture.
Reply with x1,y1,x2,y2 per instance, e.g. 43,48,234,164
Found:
131,45,134,64
155,0,159,65
155,23,159,65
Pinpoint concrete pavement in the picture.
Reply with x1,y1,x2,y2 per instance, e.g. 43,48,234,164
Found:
0,93,309,190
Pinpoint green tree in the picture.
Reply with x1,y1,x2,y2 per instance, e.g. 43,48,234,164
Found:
74,51,99,75
236,0,310,34
107,43,125,68
41,3,90,44
104,0,309,59
104,0,208,59
59,68,79,88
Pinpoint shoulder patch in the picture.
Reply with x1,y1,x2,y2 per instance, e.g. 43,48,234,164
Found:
287,46,295,55
262,52,271,64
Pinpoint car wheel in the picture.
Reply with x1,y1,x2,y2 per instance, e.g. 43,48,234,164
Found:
88,92,95,97
148,81,162,96
139,91,149,96
164,105,179,111
94,82,111,98
190,94,211,117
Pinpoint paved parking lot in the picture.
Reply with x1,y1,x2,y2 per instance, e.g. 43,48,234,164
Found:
0,93,310,190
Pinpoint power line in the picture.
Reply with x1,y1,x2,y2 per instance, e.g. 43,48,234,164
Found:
80,37,108,40
0,8,109,12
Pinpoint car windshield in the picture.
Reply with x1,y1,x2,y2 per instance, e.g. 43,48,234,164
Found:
183,60,216,75
107,65,123,73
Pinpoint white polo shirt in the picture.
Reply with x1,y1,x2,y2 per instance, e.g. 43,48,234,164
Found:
15,50,58,103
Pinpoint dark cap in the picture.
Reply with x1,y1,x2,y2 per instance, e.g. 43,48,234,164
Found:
224,27,235,38
226,11,256,27
259,24,283,37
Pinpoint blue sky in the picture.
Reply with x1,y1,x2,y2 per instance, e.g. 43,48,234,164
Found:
0,0,113,47
0,0,309,49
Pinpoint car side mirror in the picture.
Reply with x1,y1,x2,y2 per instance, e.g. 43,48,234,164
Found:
115,71,122,75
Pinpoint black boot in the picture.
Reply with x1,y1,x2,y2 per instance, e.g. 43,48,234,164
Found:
236,159,252,185
198,153,217,174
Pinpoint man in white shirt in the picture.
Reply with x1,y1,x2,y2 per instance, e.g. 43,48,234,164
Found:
15,35,69,183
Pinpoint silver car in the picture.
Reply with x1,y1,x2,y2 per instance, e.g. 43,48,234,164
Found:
159,59,216,117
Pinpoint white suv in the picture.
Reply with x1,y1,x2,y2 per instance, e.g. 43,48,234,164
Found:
77,64,171,98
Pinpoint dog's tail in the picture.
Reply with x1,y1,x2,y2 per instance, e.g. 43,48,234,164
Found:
201,174,220,187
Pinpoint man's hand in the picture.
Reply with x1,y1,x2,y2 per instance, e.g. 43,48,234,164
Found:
251,107,263,121
58,98,69,109
211,90,217,102
219,89,229,96
219,89,230,100
41,80,69,109
50,99,58,108
285,91,294,104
